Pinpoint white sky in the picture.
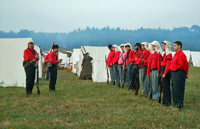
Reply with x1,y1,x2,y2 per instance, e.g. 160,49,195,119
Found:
0,0,200,33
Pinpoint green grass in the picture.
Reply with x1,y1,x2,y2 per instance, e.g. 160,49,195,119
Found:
0,67,200,129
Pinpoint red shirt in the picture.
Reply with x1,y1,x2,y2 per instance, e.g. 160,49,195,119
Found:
131,49,142,64
23,48,38,62
113,51,121,64
126,50,135,63
48,51,59,65
136,49,150,67
147,52,162,76
106,50,115,68
44,53,49,63
170,50,189,75
161,52,172,75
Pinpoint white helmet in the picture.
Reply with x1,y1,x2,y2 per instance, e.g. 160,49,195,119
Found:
151,41,162,54
162,40,172,55
141,42,148,50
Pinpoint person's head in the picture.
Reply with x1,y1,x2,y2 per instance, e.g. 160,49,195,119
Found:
141,42,148,51
28,40,34,49
120,44,125,52
53,45,59,53
112,46,115,51
85,52,89,57
108,44,112,51
134,43,141,51
162,43,166,51
152,45,156,51
125,43,131,51
173,41,182,52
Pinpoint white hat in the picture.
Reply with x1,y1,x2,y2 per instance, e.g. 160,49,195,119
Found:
125,43,132,50
148,43,153,53
28,39,34,44
141,42,148,49
151,41,162,54
120,44,125,47
112,44,119,52
162,40,172,55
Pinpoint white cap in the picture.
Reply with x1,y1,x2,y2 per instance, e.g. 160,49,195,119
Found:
162,40,172,55
120,44,125,47
28,39,34,44
112,44,119,52
141,42,148,49
151,41,162,54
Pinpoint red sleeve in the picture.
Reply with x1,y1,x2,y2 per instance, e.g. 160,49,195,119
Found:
182,53,189,75
143,50,150,60
147,54,152,76
136,57,142,65
113,51,120,64
49,52,59,64
163,54,172,75
24,49,38,62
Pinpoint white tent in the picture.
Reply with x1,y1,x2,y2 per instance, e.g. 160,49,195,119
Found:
72,49,81,73
34,45,43,78
58,52,68,67
172,50,191,62
191,51,200,67
77,46,111,82
0,38,42,87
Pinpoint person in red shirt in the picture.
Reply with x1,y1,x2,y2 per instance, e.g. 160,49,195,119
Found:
147,41,162,100
106,44,115,85
23,40,39,95
170,41,189,110
136,42,150,95
124,43,135,89
112,45,121,86
161,41,172,106
130,43,142,91
48,45,61,91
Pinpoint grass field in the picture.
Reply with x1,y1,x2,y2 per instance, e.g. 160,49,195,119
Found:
0,67,200,129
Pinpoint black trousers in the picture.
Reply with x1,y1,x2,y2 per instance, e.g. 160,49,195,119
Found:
49,65,57,90
161,66,171,105
171,69,186,108
131,65,140,90
24,63,36,94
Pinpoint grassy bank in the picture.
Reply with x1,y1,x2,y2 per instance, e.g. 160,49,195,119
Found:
0,67,200,128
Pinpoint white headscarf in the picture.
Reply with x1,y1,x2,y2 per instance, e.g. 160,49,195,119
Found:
151,41,162,54
162,40,172,55
112,44,119,52
148,43,153,53
124,43,132,52
141,42,148,50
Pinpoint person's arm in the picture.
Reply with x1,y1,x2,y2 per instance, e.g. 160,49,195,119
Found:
182,54,189,76
81,58,85,66
163,54,172,76
89,57,93,61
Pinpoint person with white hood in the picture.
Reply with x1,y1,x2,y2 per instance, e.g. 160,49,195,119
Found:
118,44,126,87
161,41,172,106
136,42,151,95
112,45,121,86
124,43,135,89
147,41,163,100
143,43,153,97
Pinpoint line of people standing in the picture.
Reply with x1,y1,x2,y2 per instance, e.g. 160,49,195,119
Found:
106,41,189,110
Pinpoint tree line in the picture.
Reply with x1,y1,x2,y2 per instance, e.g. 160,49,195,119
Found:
0,25,200,51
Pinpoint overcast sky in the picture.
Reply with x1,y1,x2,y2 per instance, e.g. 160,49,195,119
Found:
0,0,200,33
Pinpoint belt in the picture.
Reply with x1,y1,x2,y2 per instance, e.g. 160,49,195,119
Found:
151,68,158,71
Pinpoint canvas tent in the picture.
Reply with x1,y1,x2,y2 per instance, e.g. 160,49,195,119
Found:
191,51,200,67
0,38,42,87
72,49,81,73
77,46,111,82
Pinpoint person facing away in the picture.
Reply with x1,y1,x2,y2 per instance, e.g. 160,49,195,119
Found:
106,44,115,85
48,45,61,91
79,52,93,80
170,41,189,110
147,41,163,100
112,45,121,86
161,40,172,106
23,40,39,95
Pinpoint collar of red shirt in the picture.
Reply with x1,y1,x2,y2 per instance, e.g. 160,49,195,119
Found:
175,49,182,54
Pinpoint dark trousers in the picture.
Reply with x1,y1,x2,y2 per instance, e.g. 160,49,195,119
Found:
171,69,186,108
24,63,36,94
162,66,171,105
49,65,57,90
131,65,140,90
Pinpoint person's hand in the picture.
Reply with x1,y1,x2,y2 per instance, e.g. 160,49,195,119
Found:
59,59,62,63
162,74,166,78
130,63,132,65
35,55,39,60
141,59,144,63
135,58,137,61
186,75,189,78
